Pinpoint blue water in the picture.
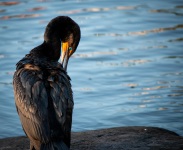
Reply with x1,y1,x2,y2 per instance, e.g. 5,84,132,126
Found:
0,0,183,138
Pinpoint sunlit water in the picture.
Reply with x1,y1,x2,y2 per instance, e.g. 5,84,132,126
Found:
0,0,183,138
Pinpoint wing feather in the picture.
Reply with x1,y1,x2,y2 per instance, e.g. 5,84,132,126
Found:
13,68,50,142
13,62,74,147
50,71,74,147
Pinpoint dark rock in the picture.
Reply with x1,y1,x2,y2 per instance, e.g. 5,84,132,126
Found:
0,126,183,150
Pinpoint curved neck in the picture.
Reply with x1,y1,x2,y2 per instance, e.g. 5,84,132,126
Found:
44,28,61,61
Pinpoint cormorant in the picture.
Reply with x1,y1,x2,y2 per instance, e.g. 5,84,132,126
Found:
13,16,80,150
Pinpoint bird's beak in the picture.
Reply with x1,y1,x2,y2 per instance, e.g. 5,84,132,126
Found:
60,42,69,71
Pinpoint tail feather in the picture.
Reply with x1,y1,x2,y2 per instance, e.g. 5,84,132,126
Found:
41,141,69,150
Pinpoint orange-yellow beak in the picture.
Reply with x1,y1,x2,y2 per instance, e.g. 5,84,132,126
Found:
60,42,69,71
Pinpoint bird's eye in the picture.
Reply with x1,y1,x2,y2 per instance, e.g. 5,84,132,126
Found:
69,47,72,51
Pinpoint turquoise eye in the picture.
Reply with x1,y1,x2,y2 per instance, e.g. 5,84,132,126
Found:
69,47,72,51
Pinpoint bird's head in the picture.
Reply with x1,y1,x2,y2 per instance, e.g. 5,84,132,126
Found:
44,16,81,71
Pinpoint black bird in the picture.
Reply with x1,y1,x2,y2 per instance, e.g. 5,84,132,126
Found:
13,16,80,150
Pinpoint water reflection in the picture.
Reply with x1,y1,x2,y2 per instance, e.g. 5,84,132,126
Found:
162,72,183,76
125,83,138,88
97,59,151,67
0,1,20,6
115,6,135,10
168,93,183,97
164,56,183,60
158,107,168,111
73,51,117,58
176,5,183,8
94,24,183,37
0,54,5,58
134,92,149,96
83,7,110,12
150,9,183,16
0,14,40,20
142,86,168,91
168,38,183,42
142,100,153,103
28,7,46,12
0,9,5,13
59,5,136,15
139,104,147,108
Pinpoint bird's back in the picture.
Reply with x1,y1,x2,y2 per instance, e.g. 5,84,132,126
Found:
13,55,73,150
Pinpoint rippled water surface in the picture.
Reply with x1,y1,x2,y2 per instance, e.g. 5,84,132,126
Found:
0,0,183,138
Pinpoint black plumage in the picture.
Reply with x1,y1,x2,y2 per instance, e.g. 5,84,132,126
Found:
13,16,80,150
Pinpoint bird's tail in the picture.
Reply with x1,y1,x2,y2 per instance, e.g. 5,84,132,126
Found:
40,140,69,150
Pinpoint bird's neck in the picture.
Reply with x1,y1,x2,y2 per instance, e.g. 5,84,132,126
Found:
45,39,61,61
29,40,61,62
43,28,61,61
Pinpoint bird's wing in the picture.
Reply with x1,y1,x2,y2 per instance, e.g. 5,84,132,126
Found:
49,70,74,147
13,66,50,143
13,63,74,146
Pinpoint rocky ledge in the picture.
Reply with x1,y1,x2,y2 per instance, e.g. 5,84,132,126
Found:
0,126,183,150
